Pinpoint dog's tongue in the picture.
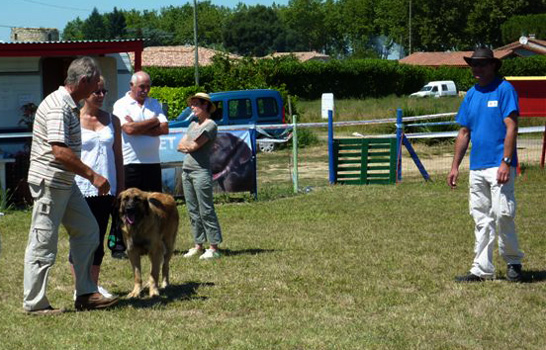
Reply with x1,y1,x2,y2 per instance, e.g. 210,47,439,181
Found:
125,213,135,225
213,166,230,181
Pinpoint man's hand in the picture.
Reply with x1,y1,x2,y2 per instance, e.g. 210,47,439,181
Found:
91,173,110,195
447,168,459,189
497,162,510,184
125,115,134,123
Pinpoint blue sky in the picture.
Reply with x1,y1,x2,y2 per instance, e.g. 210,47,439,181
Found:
0,0,289,42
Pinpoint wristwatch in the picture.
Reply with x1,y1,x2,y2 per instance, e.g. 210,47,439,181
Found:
502,157,512,165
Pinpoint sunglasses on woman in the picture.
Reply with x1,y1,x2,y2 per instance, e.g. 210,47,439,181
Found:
92,89,108,96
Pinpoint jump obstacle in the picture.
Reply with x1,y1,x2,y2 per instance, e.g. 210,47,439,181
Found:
328,109,431,185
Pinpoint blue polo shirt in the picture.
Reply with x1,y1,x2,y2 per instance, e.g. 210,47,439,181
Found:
456,77,519,170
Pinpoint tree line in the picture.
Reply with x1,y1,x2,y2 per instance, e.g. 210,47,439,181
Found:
62,0,546,58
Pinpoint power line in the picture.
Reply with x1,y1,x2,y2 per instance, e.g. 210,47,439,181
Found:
17,0,91,12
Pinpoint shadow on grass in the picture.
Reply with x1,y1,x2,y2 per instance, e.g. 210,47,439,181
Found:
116,281,213,309
221,248,276,257
494,270,546,283
173,248,275,257
521,270,546,283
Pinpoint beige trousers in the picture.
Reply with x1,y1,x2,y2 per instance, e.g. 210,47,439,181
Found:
468,167,524,278
23,182,99,311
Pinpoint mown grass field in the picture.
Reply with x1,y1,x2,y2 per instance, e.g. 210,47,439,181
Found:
1,164,545,350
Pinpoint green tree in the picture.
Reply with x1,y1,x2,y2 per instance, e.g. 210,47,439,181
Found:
163,2,229,46
106,7,127,39
123,9,173,45
321,0,347,56
466,0,530,47
157,5,187,44
82,8,109,40
337,0,378,58
375,0,473,51
280,0,328,51
62,17,85,41
223,5,286,56
501,14,546,44
375,0,409,50
416,0,472,50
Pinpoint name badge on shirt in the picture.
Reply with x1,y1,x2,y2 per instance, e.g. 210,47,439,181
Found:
488,100,498,107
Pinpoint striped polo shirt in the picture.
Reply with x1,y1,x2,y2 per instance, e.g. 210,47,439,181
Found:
28,86,82,189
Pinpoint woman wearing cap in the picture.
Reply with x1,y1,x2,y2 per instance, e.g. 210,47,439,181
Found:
178,93,223,260
71,76,124,297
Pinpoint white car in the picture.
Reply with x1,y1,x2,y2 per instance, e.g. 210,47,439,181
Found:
410,80,457,98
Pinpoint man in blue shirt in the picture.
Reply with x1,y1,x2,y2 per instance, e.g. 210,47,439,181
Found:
448,47,524,283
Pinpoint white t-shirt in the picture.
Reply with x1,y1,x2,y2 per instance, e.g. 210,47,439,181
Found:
75,115,117,197
113,93,168,164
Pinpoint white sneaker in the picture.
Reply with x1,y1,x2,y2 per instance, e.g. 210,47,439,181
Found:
183,247,202,258
98,285,113,298
199,249,221,260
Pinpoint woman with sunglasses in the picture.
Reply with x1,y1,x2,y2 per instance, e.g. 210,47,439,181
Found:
70,76,125,298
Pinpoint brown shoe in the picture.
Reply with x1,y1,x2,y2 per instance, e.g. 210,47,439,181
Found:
75,292,119,311
25,306,66,316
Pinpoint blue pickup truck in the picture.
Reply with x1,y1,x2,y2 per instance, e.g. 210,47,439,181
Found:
169,89,285,128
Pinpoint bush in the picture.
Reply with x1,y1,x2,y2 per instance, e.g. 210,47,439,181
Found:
294,127,319,148
500,55,546,77
149,86,202,120
147,55,546,103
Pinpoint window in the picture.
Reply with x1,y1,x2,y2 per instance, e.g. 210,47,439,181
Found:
442,84,448,91
211,101,223,121
431,86,438,92
228,99,252,120
257,98,278,118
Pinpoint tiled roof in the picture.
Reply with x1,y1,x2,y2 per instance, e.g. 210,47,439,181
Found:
129,45,242,67
495,37,546,50
129,46,330,67
399,37,546,67
399,50,513,67
496,37,546,55
267,51,330,62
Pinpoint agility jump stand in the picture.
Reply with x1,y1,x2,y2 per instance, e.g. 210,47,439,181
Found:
328,110,397,185
327,109,430,185
395,109,430,182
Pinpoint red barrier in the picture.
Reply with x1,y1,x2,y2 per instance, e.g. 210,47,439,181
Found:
505,77,546,169
506,77,546,117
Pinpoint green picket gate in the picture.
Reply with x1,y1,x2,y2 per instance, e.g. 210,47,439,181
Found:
333,137,397,185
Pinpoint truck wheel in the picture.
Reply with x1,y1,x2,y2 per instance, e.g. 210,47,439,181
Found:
258,141,276,153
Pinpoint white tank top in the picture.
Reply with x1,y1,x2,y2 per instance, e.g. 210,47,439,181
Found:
75,114,117,197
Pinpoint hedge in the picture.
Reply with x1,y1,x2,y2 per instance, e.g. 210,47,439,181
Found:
147,55,546,101
148,85,202,120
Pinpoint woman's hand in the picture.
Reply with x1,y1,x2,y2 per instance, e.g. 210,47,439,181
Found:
177,134,209,154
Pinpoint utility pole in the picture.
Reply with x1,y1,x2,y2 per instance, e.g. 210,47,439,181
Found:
408,0,412,55
193,0,199,86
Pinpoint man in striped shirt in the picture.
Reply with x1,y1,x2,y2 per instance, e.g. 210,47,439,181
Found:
23,57,119,315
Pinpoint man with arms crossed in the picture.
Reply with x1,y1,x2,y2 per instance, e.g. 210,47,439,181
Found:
113,71,168,192
448,47,524,283
24,57,119,315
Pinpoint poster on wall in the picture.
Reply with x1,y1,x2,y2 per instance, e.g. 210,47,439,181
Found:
160,128,257,197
